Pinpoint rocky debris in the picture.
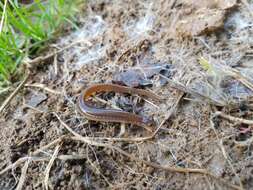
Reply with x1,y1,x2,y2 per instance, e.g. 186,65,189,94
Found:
25,91,47,107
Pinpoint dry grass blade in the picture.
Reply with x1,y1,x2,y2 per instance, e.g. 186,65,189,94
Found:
0,157,30,176
54,112,209,174
152,91,184,135
54,112,155,142
215,111,253,125
86,151,113,187
226,67,253,92
15,158,30,190
26,40,91,68
70,135,242,190
54,112,241,190
210,114,244,190
0,0,8,33
57,154,86,160
44,144,61,190
0,112,242,190
69,136,208,174
0,136,65,176
0,74,30,114
159,74,226,106
53,50,58,76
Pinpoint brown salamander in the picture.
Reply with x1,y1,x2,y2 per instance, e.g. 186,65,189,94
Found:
78,84,162,127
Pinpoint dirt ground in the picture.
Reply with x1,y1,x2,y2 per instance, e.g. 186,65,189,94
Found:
1,0,253,189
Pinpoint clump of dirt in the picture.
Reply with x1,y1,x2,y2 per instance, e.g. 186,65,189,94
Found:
175,0,238,37
1,0,253,190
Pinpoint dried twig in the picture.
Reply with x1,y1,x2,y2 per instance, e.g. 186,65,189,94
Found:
25,83,61,95
44,144,61,190
0,75,30,114
32,136,66,155
23,103,45,113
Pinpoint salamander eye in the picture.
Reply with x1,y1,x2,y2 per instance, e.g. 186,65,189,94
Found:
142,117,155,126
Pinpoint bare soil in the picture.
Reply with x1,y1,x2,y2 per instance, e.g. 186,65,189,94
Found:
1,0,253,189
